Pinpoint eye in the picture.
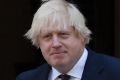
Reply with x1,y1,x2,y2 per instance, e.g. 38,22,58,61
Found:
60,33,67,35
44,34,51,38
42,34,52,40
59,32,70,38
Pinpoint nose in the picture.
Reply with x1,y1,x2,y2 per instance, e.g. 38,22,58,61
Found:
52,36,62,49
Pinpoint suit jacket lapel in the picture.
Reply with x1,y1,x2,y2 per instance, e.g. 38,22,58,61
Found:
36,64,51,80
81,49,104,80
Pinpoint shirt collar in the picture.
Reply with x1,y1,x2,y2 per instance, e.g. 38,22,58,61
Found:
50,67,61,80
50,48,88,80
67,48,88,79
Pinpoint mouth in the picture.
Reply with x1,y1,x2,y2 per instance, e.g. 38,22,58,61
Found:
51,51,67,55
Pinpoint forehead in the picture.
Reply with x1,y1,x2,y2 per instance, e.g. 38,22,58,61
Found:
40,24,74,34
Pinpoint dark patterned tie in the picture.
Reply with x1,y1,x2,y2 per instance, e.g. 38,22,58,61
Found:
58,74,71,80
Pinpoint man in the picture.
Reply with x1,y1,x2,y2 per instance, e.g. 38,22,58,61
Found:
16,0,120,80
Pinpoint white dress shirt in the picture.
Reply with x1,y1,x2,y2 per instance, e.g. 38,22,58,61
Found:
48,48,88,80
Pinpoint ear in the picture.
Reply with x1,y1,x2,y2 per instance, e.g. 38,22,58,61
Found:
79,35,86,45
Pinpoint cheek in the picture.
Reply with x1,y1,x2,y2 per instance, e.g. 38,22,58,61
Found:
69,42,85,61
40,44,50,61
39,43,50,54
67,38,85,54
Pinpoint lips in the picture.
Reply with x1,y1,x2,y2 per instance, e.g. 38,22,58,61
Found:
51,51,67,55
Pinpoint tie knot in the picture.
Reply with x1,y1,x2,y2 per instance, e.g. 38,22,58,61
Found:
58,74,71,80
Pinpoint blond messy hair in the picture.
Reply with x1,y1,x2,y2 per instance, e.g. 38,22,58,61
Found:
25,0,92,48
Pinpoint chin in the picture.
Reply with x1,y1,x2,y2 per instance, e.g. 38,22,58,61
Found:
52,60,68,67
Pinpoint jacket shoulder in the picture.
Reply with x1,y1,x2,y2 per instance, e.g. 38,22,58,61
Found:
92,51,120,76
99,54,120,71
88,49,120,67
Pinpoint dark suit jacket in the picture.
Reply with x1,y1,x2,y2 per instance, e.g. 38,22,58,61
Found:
16,49,120,80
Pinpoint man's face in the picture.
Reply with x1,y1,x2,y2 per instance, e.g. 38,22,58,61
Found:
38,26,85,72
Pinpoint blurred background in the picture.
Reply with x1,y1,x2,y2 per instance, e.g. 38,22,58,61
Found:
0,0,120,80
